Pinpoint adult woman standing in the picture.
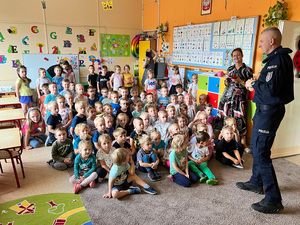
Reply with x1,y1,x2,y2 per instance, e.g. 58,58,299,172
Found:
142,49,158,86
215,48,253,151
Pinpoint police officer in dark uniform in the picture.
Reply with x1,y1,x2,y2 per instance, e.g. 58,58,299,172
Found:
236,27,294,213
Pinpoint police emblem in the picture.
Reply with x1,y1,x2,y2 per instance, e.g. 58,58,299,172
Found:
266,71,273,82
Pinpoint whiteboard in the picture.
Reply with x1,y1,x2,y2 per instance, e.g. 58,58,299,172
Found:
22,54,79,89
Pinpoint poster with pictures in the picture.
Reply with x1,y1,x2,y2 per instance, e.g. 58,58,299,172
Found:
220,21,228,35
226,35,235,49
234,35,243,48
227,20,236,34
213,22,220,35
100,34,130,57
244,18,255,34
212,36,219,49
219,35,227,49
242,34,252,49
236,19,245,34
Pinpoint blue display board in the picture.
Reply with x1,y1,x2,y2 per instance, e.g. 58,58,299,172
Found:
22,54,79,89
172,16,258,70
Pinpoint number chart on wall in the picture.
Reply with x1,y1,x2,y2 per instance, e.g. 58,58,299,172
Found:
172,16,258,70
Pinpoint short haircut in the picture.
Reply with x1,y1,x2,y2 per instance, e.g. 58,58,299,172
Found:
89,65,95,69
124,64,130,70
204,103,213,109
138,134,152,146
75,83,84,90
86,105,96,113
199,94,207,99
111,91,119,97
175,84,183,89
114,65,121,70
98,134,111,146
38,68,46,73
180,103,188,110
94,116,105,127
102,65,108,70
116,113,128,126
65,90,73,97
166,105,175,111
62,78,70,83
133,99,142,107
119,97,128,103
103,103,112,110
170,94,178,99
41,83,49,89
101,87,108,92
147,104,156,112
196,123,208,131
133,117,143,127
95,101,103,107
103,114,114,121
158,110,167,117
87,86,96,91
47,101,58,110
78,137,93,150
262,26,282,45
176,114,187,123
54,126,67,135
150,128,161,139
75,101,86,110
161,87,168,91
113,127,127,138
140,90,146,95
119,86,128,92
196,131,210,143
191,73,198,79
56,94,65,101
54,65,62,71
178,94,183,97
146,93,153,98
49,83,57,88
222,125,234,133
139,112,149,119
130,86,139,93
225,116,236,124
74,123,89,136
111,148,128,165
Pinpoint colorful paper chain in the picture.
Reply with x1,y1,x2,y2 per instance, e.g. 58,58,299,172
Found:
131,35,141,58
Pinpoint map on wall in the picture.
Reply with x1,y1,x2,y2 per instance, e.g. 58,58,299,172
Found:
100,34,130,57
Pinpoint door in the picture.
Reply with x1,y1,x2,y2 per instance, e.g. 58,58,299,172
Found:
271,20,300,158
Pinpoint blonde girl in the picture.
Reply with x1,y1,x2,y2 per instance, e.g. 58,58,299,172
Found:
169,65,182,95
56,94,73,129
16,65,33,115
163,123,180,167
169,134,198,187
74,83,88,105
144,69,157,94
189,112,213,139
96,134,115,183
74,123,90,155
140,112,153,135
93,116,106,151
176,114,189,137
184,93,196,121
150,128,165,158
22,107,47,149
70,138,98,194
36,68,51,99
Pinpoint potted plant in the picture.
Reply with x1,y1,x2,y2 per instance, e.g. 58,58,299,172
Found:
156,22,168,43
262,0,288,27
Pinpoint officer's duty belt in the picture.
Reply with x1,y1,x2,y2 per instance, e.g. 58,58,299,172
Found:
258,104,284,111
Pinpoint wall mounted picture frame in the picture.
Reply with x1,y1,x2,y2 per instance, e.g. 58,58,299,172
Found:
201,0,212,15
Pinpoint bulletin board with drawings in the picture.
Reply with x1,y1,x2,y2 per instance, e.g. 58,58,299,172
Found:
172,16,258,70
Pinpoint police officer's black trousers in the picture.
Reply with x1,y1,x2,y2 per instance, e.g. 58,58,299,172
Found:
249,105,285,203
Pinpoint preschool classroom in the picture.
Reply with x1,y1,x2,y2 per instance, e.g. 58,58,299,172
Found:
1,0,300,224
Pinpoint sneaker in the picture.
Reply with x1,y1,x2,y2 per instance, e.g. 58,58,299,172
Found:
148,171,156,182
232,163,244,169
167,174,174,181
206,178,219,185
144,186,157,195
128,186,141,195
251,199,284,213
244,148,251,154
74,183,82,194
199,174,208,183
153,170,162,181
89,180,95,188
236,181,264,194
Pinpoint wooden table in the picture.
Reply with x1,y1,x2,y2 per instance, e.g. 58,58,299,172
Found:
0,128,24,188
0,97,21,107
0,108,25,128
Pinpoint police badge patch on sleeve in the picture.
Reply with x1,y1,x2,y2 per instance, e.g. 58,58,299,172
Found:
266,71,273,82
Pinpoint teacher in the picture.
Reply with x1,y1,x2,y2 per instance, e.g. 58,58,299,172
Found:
215,48,253,151
237,27,294,213
142,49,158,86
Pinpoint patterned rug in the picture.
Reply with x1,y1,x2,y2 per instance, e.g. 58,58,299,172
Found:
0,193,91,225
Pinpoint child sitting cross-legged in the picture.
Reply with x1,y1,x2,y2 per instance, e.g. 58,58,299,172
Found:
48,127,74,170
188,131,219,185
169,134,198,187
163,123,181,167
103,148,157,199
216,125,244,169
46,101,62,146
136,135,161,181
116,113,131,138
150,128,165,158
70,137,98,194
96,134,115,183
112,128,132,154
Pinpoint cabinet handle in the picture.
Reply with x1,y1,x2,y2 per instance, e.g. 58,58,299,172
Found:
205,83,208,85
216,85,219,87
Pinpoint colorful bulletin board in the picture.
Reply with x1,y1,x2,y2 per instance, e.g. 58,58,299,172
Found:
172,16,258,69
100,34,130,57
23,54,79,89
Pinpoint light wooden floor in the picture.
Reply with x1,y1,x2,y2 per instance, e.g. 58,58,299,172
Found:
1,145,300,204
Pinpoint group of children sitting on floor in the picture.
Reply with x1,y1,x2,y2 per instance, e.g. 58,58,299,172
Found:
20,64,246,198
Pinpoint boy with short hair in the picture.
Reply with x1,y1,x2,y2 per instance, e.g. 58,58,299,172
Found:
103,114,115,139
143,93,155,112
216,125,244,169
167,94,180,115
102,89,112,105
87,65,99,94
65,90,76,117
196,94,208,113
176,84,187,96
116,97,133,126
44,83,58,119
48,127,74,170
99,87,108,102
178,94,184,104
158,87,170,110
103,148,157,199
147,104,158,126
70,101,87,138
52,66,64,93
130,86,140,102
60,79,75,97
110,91,120,115
130,118,146,155
87,86,97,106
95,101,103,115
97,65,110,93
46,101,62,146
154,110,171,141
119,87,133,110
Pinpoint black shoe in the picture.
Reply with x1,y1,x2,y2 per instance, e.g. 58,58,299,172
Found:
236,181,264,194
47,159,53,165
251,199,284,213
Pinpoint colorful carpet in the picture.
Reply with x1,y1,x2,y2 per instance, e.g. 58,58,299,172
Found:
0,193,91,225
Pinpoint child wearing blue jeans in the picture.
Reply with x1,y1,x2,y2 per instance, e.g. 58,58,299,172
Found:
103,148,157,199
136,135,161,181
169,134,198,187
